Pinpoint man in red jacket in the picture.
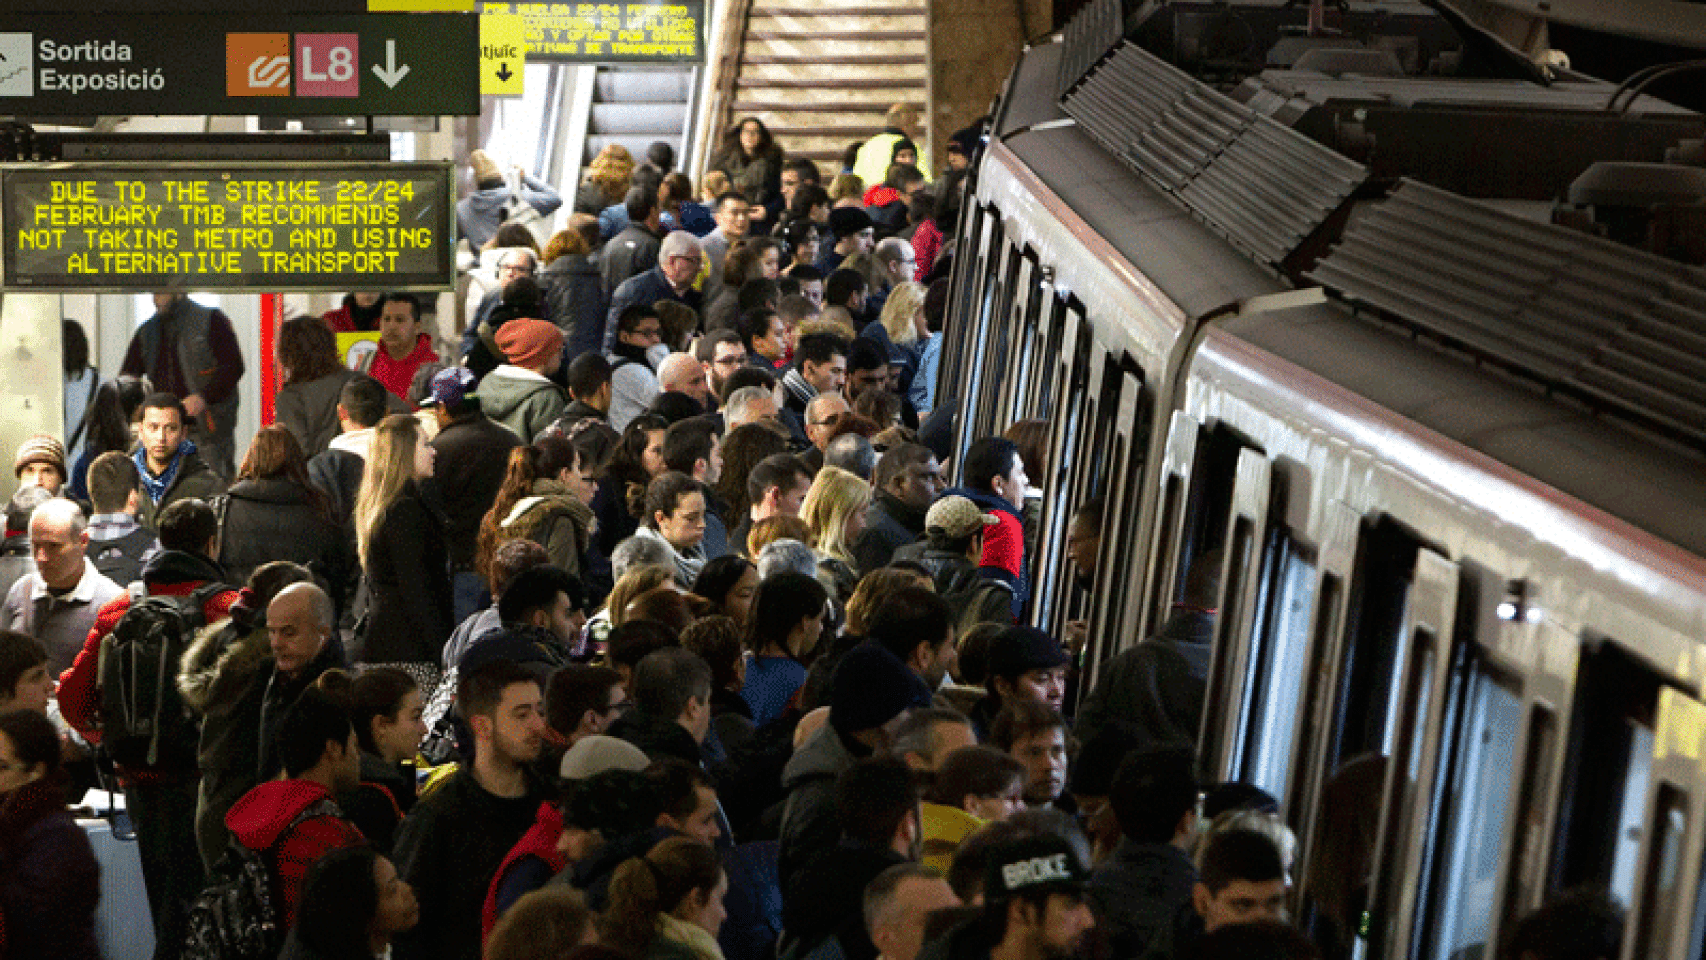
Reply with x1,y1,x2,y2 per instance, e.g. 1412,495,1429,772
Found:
57,498,239,960
225,688,365,927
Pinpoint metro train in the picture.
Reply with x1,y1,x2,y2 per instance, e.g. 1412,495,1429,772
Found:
932,1,1706,957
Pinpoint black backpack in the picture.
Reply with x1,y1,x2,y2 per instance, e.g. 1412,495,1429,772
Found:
182,797,341,960
96,581,226,769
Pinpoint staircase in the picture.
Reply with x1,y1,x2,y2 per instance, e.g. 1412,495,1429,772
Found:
583,65,698,169
720,0,930,168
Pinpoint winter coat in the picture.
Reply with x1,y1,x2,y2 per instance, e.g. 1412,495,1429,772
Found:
227,779,365,928
180,611,271,868
483,802,565,939
136,446,226,531
429,414,523,572
457,175,563,253
602,221,664,295
217,476,349,595
777,723,862,892
940,486,1026,615
361,481,454,664
1088,839,1199,960
919,803,985,874
340,750,415,857
889,542,1014,638
276,368,359,456
501,480,597,583
711,147,783,208
0,776,100,960
1073,609,1213,754
850,492,925,575
541,253,609,361
480,366,571,443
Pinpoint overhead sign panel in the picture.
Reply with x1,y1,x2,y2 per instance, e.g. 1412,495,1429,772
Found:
1,163,454,292
0,15,479,116
479,2,702,62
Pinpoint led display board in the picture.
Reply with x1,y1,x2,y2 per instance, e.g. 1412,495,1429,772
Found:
2,162,454,291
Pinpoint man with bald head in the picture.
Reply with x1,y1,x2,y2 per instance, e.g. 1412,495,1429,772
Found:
0,497,122,673
657,352,713,408
257,580,345,783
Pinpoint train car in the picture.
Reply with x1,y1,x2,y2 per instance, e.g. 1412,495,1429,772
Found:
937,1,1706,956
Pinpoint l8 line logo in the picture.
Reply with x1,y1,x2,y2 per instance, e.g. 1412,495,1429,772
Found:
226,33,291,97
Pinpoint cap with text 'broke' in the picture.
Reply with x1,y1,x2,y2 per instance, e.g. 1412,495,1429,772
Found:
984,834,1090,900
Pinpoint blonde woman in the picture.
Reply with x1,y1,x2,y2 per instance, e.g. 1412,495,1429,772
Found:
354,414,452,681
799,465,871,602
576,144,634,215
866,280,929,398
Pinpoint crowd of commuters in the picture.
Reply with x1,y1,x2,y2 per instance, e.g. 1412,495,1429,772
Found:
1,111,1612,960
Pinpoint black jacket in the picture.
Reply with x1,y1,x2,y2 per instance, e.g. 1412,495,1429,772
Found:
392,768,547,960
218,476,350,603
608,708,704,767
890,542,1013,637
1088,840,1198,960
341,750,418,856
784,841,907,960
1073,609,1213,753
542,252,610,361
428,413,522,571
361,482,455,664
850,492,925,573
601,221,663,296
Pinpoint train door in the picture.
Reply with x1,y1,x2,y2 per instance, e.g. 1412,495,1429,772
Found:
1033,296,1091,633
1361,548,1459,960
1197,447,1273,780
1623,688,1706,960
940,202,1002,451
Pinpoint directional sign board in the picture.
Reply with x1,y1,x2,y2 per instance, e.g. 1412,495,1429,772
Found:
0,15,479,116
481,14,526,96
1,163,454,292
479,2,703,62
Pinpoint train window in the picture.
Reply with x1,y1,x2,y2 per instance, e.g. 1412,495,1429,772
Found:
1631,786,1689,960
1421,664,1523,960
1498,705,1558,942
1554,640,1663,906
1240,534,1316,797
1173,423,1245,600
1329,517,1421,766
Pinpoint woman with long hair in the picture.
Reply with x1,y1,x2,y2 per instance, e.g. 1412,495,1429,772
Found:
65,381,134,503
0,709,101,960
628,471,710,588
709,116,784,212
354,414,453,681
594,414,669,557
275,312,361,456
282,845,419,960
711,423,789,528
477,436,603,599
63,319,98,465
780,217,824,274
219,425,349,591
798,465,871,602
738,570,828,727
868,280,929,400
602,837,728,960
340,666,426,855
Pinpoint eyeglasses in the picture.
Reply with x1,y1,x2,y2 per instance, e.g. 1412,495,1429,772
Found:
669,255,702,265
634,326,662,338
499,263,534,276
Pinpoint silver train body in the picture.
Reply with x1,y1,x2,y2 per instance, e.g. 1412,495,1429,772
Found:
934,30,1706,960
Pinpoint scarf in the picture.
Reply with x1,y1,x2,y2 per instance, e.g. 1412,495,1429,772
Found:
611,340,653,368
657,913,726,960
134,439,196,504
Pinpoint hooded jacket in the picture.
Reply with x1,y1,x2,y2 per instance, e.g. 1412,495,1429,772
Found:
226,779,365,928
502,480,597,583
1088,839,1199,960
480,365,570,443
457,175,563,253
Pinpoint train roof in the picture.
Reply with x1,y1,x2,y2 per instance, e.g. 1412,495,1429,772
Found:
983,37,1706,559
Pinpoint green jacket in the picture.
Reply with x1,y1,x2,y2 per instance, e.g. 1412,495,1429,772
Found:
479,365,569,443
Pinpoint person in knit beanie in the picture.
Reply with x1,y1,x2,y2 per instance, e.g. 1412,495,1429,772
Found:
13,434,66,493
480,318,569,443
